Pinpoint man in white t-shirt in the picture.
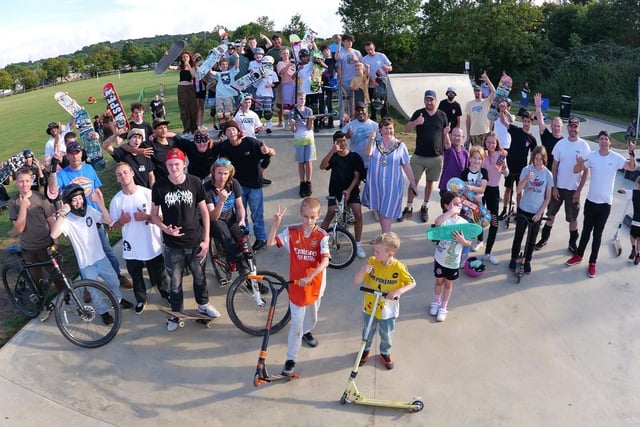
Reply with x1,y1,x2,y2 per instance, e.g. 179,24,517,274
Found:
465,72,494,148
535,116,590,252
361,41,392,121
566,131,637,278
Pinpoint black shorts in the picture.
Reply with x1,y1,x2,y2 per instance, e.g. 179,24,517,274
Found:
631,225,640,239
504,173,520,189
434,260,459,281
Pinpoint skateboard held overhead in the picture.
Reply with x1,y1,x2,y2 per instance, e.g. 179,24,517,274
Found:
154,40,186,75
487,73,512,121
103,83,130,135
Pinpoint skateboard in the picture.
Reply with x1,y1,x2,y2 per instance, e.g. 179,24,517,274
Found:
159,308,216,328
426,222,483,241
103,83,130,134
231,68,266,92
310,50,324,93
0,152,24,186
371,77,387,111
195,44,228,80
154,40,186,75
446,177,491,227
54,92,105,170
487,73,512,121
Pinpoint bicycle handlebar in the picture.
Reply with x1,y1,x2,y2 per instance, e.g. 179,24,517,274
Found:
247,274,297,286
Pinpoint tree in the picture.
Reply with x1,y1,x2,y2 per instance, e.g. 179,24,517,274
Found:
69,57,85,74
121,41,143,67
0,69,12,90
282,13,308,38
541,3,585,51
232,19,273,41
16,67,38,90
41,57,69,82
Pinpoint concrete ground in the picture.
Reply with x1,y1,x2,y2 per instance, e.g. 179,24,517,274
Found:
1,116,639,426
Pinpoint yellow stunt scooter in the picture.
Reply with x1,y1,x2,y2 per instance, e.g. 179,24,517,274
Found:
340,287,424,412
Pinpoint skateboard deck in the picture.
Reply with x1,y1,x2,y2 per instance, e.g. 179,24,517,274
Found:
195,44,228,80
232,68,266,92
155,40,186,75
310,51,324,93
103,83,130,134
54,92,105,170
426,222,483,241
160,308,216,328
487,73,512,121
371,77,387,111
446,177,491,227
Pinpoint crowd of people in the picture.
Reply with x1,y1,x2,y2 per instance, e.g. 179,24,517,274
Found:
5,32,639,379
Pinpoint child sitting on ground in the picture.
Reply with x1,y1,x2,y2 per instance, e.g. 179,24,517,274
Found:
353,232,416,370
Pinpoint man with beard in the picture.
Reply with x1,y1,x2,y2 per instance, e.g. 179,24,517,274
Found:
438,87,462,131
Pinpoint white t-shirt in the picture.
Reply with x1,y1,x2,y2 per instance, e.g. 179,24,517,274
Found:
584,150,626,204
465,99,492,136
60,206,105,269
109,186,163,261
493,114,512,149
361,52,391,87
434,215,467,269
234,109,261,138
551,137,591,190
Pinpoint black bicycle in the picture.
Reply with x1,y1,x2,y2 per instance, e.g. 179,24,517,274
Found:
327,195,357,269
2,245,122,348
208,226,256,288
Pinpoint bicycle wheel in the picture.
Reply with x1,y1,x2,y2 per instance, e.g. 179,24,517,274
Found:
2,264,41,318
328,227,357,269
226,270,290,336
54,280,121,348
209,239,232,287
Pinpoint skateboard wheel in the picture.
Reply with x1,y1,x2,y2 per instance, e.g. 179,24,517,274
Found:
206,321,214,328
179,321,185,328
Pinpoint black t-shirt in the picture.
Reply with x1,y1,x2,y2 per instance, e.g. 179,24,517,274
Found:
325,152,365,196
129,121,154,143
110,148,155,188
506,125,537,175
151,174,208,248
410,108,448,157
437,100,462,131
540,128,562,171
174,136,216,180
204,178,243,222
141,139,175,182
213,137,271,188
461,167,489,186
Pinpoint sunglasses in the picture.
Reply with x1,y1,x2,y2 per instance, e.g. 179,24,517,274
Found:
215,158,231,166
195,139,209,144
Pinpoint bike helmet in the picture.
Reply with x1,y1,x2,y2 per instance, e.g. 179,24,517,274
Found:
464,256,486,277
299,48,310,57
22,149,34,158
261,55,274,65
61,184,87,217
253,47,264,55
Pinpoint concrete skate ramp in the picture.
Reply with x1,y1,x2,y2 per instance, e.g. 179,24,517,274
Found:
387,73,475,120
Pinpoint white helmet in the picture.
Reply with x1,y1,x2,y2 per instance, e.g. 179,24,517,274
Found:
261,55,275,65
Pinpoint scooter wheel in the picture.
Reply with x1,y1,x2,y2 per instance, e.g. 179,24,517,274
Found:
253,373,261,387
411,400,424,412
340,393,348,405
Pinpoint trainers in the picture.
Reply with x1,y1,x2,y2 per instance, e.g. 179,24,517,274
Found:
471,241,484,252
135,301,146,314
484,253,499,265
379,353,394,370
359,350,370,366
198,303,221,318
429,301,440,316
356,243,366,259
266,128,272,134
119,298,134,309
101,312,114,325
398,206,413,222
498,208,507,221
302,332,318,347
436,307,448,322
508,259,517,272
167,316,179,332
635,255,640,266
420,205,428,223
587,263,597,278
629,250,637,261
118,275,133,289
281,359,296,376
524,262,532,274
566,255,583,266
305,181,312,197
534,239,548,251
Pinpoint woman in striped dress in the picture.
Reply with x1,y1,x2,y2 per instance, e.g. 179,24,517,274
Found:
362,117,418,232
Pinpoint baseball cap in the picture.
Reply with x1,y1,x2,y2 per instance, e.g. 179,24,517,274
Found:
597,130,610,138
66,141,82,153
165,148,186,163
355,102,368,110
424,90,437,99
152,118,170,129
446,87,457,96
127,128,145,139
567,117,580,126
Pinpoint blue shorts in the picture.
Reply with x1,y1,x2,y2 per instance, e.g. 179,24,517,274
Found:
294,143,317,163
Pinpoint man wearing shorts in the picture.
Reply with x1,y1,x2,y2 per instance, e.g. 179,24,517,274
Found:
535,116,590,252
403,90,449,223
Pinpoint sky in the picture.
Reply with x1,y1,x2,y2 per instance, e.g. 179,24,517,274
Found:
0,0,344,68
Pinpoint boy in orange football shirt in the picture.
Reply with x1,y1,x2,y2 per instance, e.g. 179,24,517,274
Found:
267,197,330,377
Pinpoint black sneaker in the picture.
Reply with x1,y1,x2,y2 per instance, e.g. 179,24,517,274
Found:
135,301,146,314
302,332,318,347
252,239,267,252
281,359,296,376
305,181,312,197
299,182,306,198
498,208,507,221
629,250,637,260
420,206,428,223
398,206,413,222
101,312,114,325
119,298,134,309
534,239,547,251
266,128,272,134
359,350,370,366
524,262,532,274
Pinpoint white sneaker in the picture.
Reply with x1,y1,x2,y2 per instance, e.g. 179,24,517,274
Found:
429,301,440,316
471,241,484,252
167,316,179,332
198,303,221,318
436,307,448,322
484,253,499,265
356,243,366,259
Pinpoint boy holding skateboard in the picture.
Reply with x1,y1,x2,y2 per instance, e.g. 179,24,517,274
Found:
430,191,472,322
267,197,330,377
353,232,416,369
